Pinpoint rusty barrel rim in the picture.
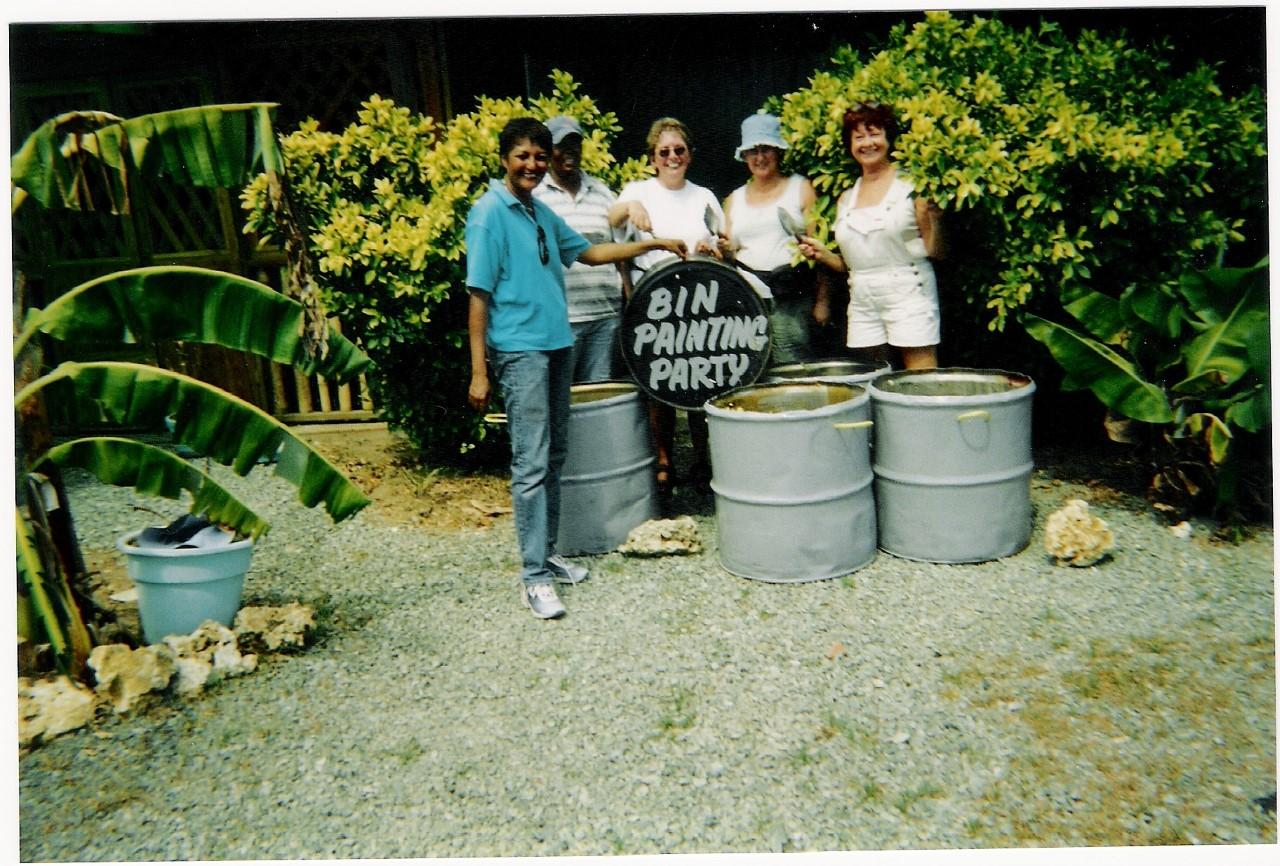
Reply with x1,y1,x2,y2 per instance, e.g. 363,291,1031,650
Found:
569,380,642,406
766,358,891,383
869,367,1035,406
705,380,867,420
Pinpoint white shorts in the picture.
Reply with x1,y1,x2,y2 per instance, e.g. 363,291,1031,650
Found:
846,261,940,348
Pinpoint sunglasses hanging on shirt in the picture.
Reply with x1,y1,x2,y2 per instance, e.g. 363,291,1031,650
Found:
521,199,550,265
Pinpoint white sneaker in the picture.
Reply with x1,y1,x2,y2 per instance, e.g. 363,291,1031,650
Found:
522,583,566,619
547,553,589,585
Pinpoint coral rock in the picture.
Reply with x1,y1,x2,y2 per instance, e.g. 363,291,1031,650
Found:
234,603,316,653
163,622,257,696
617,516,702,557
19,675,96,747
89,644,176,712
1044,499,1114,566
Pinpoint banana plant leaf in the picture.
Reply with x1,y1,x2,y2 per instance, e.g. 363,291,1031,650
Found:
12,103,281,213
39,438,271,539
1180,413,1233,466
1220,384,1271,434
14,265,370,381
17,361,371,524
1246,317,1271,386
1174,276,1267,393
10,110,126,214
1063,291,1127,343
1176,259,1268,325
1024,313,1174,424
1120,282,1184,340
16,506,93,678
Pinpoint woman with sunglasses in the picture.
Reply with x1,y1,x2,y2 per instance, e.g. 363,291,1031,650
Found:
467,117,687,620
798,102,944,370
609,117,724,491
720,112,828,366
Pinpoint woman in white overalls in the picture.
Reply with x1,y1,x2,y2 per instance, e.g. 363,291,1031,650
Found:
799,102,944,369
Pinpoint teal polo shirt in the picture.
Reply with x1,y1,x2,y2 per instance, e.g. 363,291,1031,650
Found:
466,179,590,352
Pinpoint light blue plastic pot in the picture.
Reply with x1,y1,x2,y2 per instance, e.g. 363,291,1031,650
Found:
117,531,254,644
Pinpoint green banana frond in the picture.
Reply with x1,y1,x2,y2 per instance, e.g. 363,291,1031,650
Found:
40,438,271,539
16,506,93,678
1063,291,1126,344
12,103,281,213
14,265,370,381
1024,313,1174,424
11,110,127,214
18,361,371,524
1175,269,1268,394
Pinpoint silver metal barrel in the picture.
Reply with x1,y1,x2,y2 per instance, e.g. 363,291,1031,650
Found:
868,368,1035,563
766,357,891,386
557,382,659,555
704,381,877,582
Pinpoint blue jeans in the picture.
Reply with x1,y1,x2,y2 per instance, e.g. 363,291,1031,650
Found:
570,316,621,383
490,347,573,587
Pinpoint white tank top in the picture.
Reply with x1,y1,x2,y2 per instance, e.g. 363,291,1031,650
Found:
728,174,807,272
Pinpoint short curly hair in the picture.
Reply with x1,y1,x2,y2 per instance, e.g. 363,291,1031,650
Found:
645,117,693,157
841,102,899,157
499,117,552,159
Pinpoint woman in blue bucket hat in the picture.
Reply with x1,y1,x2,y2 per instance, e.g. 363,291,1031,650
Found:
719,112,828,367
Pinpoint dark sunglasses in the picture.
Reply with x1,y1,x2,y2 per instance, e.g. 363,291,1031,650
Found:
536,224,549,265
656,145,688,159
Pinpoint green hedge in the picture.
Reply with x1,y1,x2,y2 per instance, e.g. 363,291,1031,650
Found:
768,11,1266,332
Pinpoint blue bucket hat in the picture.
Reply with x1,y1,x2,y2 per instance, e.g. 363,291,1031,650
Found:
734,113,788,161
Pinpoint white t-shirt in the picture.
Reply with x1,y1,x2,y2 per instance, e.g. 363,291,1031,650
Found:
615,177,724,281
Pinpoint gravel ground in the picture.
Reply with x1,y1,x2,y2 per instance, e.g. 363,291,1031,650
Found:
17,433,1277,860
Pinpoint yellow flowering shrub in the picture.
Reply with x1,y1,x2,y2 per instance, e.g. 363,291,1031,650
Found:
243,71,649,461
768,12,1265,332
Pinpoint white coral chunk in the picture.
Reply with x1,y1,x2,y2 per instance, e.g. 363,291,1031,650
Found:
1044,498,1114,566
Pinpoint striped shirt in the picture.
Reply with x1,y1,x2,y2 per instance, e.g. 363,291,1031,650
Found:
533,172,625,322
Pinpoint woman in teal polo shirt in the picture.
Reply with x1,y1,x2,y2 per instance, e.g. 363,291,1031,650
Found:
467,117,686,620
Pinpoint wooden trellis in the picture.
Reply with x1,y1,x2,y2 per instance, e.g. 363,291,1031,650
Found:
11,61,403,423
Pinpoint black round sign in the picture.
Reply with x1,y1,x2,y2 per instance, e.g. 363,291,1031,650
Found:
621,256,771,410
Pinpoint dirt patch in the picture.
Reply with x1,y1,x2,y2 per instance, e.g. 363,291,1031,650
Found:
298,424,512,531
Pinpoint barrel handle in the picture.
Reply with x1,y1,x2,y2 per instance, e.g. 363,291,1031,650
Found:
484,413,508,425
956,410,990,423
833,420,874,430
